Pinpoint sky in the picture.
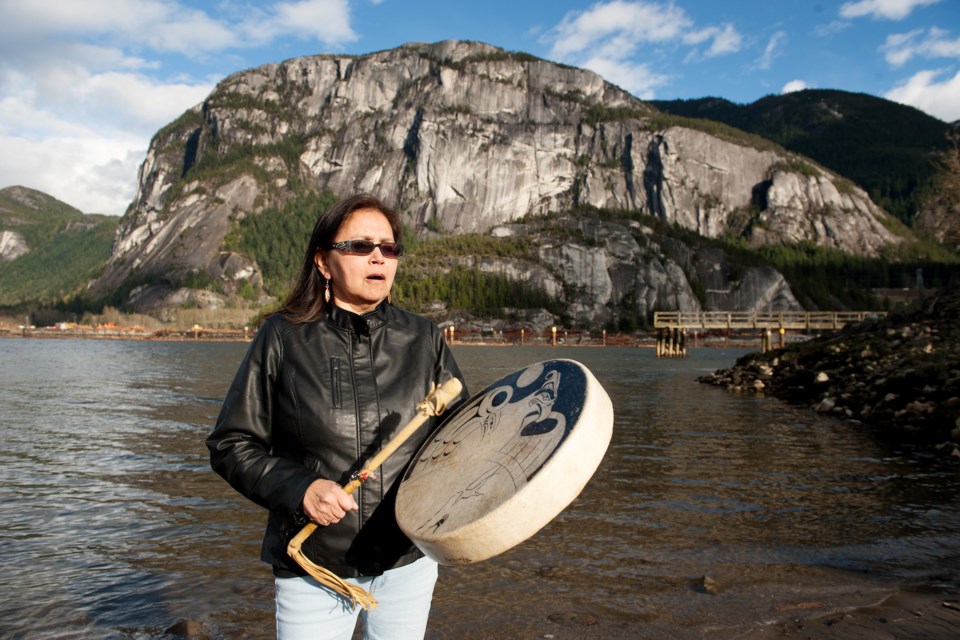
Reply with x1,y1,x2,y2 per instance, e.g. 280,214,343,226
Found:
1,0,958,217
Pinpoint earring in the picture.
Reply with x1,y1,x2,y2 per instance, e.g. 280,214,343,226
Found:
324,279,331,303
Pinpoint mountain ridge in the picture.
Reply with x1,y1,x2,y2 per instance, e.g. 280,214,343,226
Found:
0,186,118,308
4,41,958,328
650,89,954,225
85,40,912,324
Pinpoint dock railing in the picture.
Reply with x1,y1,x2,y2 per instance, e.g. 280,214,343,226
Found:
653,310,884,331
652,310,886,357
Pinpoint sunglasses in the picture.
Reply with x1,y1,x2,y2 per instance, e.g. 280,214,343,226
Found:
328,239,404,258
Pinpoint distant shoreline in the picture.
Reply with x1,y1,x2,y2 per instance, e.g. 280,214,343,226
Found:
0,332,250,343
4,321,798,350
0,327,779,350
0,325,251,343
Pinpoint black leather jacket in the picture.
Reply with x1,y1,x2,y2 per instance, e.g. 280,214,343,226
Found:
207,302,467,578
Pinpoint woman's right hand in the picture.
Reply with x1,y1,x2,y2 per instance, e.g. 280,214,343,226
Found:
301,479,359,526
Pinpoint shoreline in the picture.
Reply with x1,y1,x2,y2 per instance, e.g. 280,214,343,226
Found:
731,586,960,639
698,287,960,450
0,329,776,349
1,323,775,349
0,329,252,343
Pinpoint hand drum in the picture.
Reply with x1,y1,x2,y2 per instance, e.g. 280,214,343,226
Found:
395,359,613,564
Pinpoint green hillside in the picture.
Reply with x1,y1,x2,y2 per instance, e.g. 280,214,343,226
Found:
651,89,953,224
0,186,118,307
227,191,959,321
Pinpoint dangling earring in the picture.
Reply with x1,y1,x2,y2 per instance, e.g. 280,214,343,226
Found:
324,279,331,303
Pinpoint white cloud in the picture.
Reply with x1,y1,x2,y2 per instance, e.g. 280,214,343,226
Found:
885,68,960,121
0,62,211,214
0,0,356,59
881,27,960,67
0,0,357,215
141,13,241,53
839,0,941,21
80,72,212,130
704,24,743,58
241,0,357,47
756,31,787,70
0,1,239,55
0,0,168,34
547,0,692,59
0,46,213,214
543,1,741,98
881,29,925,66
0,124,147,215
815,20,853,37
684,23,743,61
781,80,809,93
581,57,672,98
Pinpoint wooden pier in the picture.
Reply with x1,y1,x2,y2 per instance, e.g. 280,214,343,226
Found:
652,310,885,357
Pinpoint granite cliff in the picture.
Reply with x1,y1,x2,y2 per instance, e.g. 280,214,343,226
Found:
88,40,906,323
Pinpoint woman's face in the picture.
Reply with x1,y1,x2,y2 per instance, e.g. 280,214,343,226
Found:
314,208,399,315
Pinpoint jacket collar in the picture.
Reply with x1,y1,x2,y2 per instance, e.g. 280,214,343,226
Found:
327,302,388,335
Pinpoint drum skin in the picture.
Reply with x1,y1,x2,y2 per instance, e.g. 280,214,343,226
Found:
395,359,613,565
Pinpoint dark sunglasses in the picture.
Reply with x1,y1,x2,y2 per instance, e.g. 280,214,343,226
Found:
328,239,404,258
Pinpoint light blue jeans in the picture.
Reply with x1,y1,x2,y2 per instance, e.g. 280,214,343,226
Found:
275,556,439,640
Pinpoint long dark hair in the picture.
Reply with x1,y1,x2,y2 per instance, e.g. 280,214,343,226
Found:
273,193,402,323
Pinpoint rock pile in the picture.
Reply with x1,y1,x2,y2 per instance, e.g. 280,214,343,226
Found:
698,286,960,455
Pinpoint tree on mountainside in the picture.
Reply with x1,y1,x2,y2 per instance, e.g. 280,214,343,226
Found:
915,131,960,250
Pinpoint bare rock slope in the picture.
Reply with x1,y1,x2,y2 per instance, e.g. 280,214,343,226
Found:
90,41,905,318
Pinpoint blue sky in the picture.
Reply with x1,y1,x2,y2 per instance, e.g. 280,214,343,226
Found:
1,0,958,216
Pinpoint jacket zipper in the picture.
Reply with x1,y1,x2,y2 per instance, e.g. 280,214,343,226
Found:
329,356,342,410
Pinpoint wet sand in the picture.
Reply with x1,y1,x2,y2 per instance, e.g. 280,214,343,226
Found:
730,589,960,639
465,584,960,640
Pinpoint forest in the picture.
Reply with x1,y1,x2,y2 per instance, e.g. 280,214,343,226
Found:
221,191,960,325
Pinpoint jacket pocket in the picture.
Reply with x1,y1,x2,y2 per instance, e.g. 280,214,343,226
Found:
329,356,342,410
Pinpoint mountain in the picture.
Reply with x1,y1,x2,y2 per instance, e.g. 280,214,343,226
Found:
650,89,954,225
84,40,914,326
0,186,118,308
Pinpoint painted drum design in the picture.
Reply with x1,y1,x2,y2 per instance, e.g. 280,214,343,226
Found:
395,359,614,565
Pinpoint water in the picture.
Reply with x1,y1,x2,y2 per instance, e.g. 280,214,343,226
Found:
0,338,958,639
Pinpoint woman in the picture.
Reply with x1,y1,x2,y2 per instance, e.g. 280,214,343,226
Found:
207,194,467,639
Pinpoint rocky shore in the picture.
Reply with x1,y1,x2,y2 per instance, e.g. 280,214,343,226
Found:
699,286,960,456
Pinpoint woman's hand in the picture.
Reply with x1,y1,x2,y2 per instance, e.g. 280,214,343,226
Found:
301,479,359,526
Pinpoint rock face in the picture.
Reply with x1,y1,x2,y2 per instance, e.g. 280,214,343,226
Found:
454,216,802,329
699,286,960,451
0,230,29,264
1,185,57,263
755,171,898,255
89,40,905,317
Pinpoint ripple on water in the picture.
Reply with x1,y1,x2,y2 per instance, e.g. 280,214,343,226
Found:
1,341,958,639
